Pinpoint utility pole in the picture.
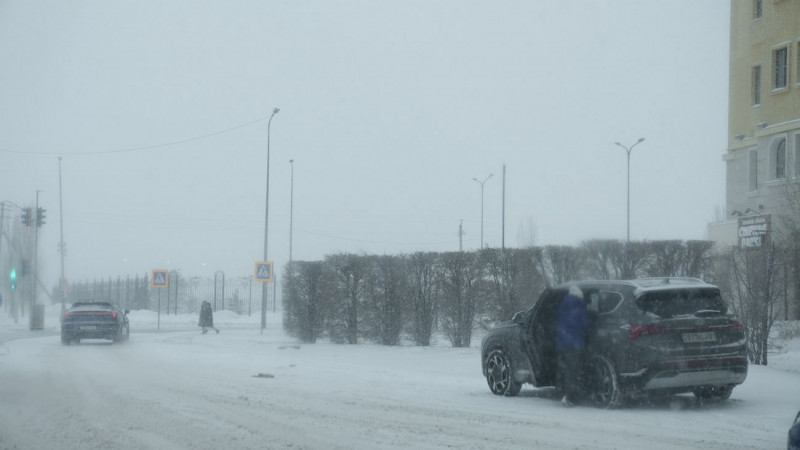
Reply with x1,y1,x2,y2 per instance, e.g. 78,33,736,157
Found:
31,190,41,330
58,157,66,314
472,174,493,249
502,164,506,250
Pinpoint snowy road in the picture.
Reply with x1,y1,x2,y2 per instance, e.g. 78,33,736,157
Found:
0,311,798,449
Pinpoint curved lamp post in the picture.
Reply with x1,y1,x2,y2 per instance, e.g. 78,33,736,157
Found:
472,174,493,249
614,137,645,242
261,107,279,331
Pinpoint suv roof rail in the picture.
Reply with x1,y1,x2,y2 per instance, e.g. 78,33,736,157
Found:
635,277,706,284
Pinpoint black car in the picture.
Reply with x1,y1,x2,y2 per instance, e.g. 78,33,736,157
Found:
61,302,130,345
790,410,800,450
480,278,748,407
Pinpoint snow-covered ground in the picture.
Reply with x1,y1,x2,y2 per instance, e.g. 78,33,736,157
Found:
0,305,798,449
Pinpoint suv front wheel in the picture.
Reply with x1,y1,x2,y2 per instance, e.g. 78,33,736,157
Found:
485,348,522,397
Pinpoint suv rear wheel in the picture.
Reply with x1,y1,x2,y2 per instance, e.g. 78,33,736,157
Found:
485,348,522,396
585,355,623,408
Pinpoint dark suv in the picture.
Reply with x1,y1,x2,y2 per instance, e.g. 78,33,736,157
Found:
61,301,130,345
480,278,748,407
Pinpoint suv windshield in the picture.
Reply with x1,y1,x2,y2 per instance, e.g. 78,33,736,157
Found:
635,288,727,318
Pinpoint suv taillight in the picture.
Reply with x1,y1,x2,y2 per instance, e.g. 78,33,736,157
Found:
627,324,666,340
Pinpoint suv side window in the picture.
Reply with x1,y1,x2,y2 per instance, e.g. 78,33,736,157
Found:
588,290,623,315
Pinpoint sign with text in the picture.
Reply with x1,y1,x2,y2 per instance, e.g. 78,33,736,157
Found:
254,261,273,282
738,214,771,249
151,269,169,288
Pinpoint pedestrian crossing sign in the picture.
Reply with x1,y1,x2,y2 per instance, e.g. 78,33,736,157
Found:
254,261,273,282
151,269,169,288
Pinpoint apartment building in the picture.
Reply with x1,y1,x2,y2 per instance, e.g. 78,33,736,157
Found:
710,0,800,245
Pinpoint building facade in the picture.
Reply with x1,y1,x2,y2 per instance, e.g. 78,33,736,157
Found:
712,0,800,245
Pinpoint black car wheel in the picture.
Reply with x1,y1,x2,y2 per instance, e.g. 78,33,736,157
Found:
61,333,71,346
113,323,129,343
693,385,733,401
485,348,522,396
585,355,623,408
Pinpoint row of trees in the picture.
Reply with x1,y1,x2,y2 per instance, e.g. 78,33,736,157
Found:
282,239,720,348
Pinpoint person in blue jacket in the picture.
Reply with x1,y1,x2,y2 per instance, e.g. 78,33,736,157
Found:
555,285,592,407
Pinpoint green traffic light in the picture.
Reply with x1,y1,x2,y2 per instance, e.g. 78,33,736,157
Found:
9,268,16,290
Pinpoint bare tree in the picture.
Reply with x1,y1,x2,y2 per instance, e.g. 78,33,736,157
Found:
407,252,438,346
582,239,620,280
483,247,545,324
542,245,583,285
726,244,786,365
777,180,800,319
363,255,407,346
325,253,365,344
283,261,326,343
611,241,649,280
438,251,483,347
644,240,686,277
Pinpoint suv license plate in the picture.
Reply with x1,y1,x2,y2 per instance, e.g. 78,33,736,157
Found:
80,326,97,331
682,331,716,343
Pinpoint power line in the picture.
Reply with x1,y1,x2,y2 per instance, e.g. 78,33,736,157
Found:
0,115,271,156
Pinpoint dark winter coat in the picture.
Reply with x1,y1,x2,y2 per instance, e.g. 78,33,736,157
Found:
199,303,214,327
555,293,592,350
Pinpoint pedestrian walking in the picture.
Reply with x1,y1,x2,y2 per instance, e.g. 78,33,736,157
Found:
199,301,219,334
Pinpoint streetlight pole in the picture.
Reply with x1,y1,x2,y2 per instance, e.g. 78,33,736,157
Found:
472,174,493,249
261,107,279,332
32,190,41,321
614,138,645,242
58,157,66,315
289,159,294,265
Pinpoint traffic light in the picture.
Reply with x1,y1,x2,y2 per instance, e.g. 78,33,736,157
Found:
36,207,46,227
9,268,16,291
21,208,32,227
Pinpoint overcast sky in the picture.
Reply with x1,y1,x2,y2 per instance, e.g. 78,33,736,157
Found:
0,0,731,286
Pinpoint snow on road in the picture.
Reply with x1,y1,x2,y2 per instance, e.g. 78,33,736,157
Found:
0,308,798,449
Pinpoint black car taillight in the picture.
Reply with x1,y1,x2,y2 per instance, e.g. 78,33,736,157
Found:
627,324,666,340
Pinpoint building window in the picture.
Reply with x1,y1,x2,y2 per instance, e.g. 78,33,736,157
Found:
752,65,761,105
776,138,786,179
753,0,762,19
774,46,788,90
749,149,758,191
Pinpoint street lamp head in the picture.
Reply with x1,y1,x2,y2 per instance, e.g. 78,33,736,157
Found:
289,159,294,164
272,107,280,115
637,137,645,143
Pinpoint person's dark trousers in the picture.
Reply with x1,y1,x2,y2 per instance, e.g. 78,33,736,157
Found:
558,348,584,404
